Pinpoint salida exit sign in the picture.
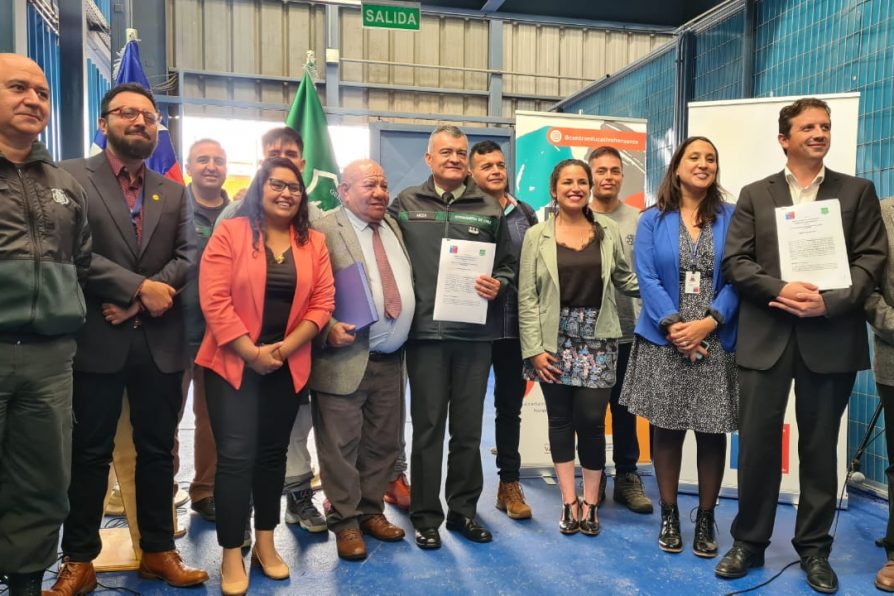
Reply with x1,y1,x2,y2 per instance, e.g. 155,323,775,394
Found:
361,2,421,30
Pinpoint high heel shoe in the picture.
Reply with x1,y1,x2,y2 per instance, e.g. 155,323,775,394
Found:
692,508,718,557
559,498,580,535
579,500,601,536
658,501,683,553
251,545,290,580
220,560,248,596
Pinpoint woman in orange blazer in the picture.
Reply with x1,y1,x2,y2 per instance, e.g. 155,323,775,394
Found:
196,157,334,595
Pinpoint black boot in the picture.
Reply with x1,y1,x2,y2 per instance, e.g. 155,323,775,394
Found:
693,508,718,557
7,570,44,596
658,501,683,553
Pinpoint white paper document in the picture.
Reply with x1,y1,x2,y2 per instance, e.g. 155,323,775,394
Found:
433,238,497,325
775,199,852,290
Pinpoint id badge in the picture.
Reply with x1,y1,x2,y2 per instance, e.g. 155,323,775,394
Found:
684,271,701,294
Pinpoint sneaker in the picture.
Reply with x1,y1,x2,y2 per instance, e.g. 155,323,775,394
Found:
613,472,654,514
285,489,327,532
495,481,532,519
384,473,411,511
105,483,126,517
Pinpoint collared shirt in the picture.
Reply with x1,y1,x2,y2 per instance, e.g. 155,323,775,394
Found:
105,149,147,240
343,208,415,353
502,192,518,215
434,182,466,200
784,165,826,204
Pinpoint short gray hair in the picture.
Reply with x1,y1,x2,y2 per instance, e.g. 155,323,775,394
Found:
427,125,466,153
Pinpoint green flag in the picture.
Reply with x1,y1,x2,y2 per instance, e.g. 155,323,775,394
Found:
286,70,340,210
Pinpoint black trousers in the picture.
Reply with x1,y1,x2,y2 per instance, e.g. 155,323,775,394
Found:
492,338,526,482
731,335,854,557
540,383,611,469
62,330,182,560
875,382,894,559
609,342,641,473
205,366,302,549
407,340,492,530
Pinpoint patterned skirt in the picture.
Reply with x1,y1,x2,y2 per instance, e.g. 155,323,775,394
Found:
523,306,619,389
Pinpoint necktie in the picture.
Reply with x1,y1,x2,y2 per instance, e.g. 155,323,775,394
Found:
371,223,402,320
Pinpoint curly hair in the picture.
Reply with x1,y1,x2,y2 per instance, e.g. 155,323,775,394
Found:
653,136,724,227
242,157,309,251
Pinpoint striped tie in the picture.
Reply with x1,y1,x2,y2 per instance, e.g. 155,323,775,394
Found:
372,223,401,320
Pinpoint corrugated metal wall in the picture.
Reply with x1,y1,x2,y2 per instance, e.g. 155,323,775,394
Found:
27,1,62,159
167,0,672,124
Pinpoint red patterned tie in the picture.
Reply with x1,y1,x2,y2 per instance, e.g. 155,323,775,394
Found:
371,223,401,320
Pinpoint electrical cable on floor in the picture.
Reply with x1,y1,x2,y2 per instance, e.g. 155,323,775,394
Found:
725,426,884,596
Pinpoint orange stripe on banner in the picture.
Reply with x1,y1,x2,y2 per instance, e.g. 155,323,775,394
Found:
545,127,647,151
781,423,790,474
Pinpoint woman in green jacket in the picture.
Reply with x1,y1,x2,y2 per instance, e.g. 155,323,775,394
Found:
518,159,639,536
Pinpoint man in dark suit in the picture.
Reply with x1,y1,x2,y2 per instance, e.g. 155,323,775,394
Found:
716,97,887,593
50,83,207,594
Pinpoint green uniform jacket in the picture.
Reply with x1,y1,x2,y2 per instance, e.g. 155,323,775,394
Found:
518,215,638,360
388,175,516,341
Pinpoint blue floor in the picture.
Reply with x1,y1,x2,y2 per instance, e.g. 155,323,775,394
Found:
47,376,890,595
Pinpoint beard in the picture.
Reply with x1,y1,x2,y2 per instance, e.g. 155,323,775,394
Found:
107,128,157,161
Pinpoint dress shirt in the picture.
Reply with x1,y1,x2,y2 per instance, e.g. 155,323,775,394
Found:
344,208,415,353
105,150,146,240
434,183,466,200
784,164,826,204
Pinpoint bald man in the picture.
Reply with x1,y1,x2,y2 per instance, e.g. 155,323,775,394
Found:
308,160,414,561
0,53,91,595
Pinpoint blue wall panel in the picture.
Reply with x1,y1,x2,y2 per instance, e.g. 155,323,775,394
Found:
562,47,676,203
87,58,111,141
27,4,61,160
693,12,745,102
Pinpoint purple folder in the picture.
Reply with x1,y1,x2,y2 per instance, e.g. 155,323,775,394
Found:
333,261,379,331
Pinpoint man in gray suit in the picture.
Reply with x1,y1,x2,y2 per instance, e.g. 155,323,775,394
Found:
717,97,887,593
309,159,414,561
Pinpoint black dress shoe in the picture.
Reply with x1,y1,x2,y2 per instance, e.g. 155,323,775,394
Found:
801,554,838,593
190,497,216,522
658,502,683,553
715,543,765,579
445,513,493,543
414,527,442,550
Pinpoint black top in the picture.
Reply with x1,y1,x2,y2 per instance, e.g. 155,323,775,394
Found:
557,236,603,308
258,245,297,345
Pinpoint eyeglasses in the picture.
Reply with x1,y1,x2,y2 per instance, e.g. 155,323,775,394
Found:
102,107,161,125
267,178,303,195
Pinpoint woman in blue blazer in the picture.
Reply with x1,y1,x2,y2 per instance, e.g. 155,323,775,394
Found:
620,137,739,558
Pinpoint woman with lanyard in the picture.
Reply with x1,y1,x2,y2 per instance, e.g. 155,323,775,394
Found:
620,137,739,558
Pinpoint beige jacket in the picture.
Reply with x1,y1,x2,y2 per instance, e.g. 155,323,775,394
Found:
518,214,639,360
865,197,894,385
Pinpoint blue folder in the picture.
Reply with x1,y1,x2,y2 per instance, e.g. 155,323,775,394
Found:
333,261,379,331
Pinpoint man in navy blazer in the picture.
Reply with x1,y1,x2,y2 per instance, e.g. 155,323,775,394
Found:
716,97,887,593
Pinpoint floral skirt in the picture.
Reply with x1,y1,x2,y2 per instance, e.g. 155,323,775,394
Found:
523,306,618,388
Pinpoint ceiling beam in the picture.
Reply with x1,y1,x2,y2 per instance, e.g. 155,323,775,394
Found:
481,0,506,13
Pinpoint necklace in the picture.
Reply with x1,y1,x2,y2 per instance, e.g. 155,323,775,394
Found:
273,253,285,264
556,217,595,250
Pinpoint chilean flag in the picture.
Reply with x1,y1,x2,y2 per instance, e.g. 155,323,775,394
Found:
90,40,183,184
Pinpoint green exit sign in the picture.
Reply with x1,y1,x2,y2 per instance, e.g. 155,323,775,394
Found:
362,2,421,30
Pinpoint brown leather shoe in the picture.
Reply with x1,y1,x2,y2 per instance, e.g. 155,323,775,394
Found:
138,550,209,587
877,560,894,592
496,481,533,519
360,513,405,542
384,473,410,511
47,558,97,595
335,528,368,560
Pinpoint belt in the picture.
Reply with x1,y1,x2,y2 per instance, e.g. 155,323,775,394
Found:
368,349,402,361
132,316,144,328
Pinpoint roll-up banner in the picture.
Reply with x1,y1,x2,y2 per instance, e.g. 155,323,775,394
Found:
514,111,650,471
686,92,859,506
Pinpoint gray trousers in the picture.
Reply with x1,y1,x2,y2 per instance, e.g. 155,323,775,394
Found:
0,337,76,574
312,353,403,532
406,340,492,530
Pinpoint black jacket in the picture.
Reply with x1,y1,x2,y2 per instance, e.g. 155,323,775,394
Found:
0,142,90,337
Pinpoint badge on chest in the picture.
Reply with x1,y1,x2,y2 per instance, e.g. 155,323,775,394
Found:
684,271,701,294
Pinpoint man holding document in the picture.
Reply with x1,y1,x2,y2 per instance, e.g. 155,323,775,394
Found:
717,97,887,593
309,160,414,560
389,125,516,549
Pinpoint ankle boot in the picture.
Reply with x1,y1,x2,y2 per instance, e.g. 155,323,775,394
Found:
693,508,718,557
658,501,683,553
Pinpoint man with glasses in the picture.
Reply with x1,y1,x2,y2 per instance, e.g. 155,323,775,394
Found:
51,83,207,594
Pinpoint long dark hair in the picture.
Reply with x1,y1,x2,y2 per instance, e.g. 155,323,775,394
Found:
549,158,599,225
654,136,724,227
242,157,310,251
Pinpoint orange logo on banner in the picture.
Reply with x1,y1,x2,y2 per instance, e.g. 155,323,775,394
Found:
546,127,647,151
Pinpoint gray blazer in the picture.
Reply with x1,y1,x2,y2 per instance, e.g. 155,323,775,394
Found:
308,207,411,395
518,214,639,361
866,197,894,385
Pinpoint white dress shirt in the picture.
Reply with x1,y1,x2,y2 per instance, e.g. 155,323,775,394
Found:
785,165,826,204
344,208,415,353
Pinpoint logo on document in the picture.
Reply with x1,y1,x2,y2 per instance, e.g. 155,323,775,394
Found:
449,245,459,254
785,211,796,220
821,207,829,215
